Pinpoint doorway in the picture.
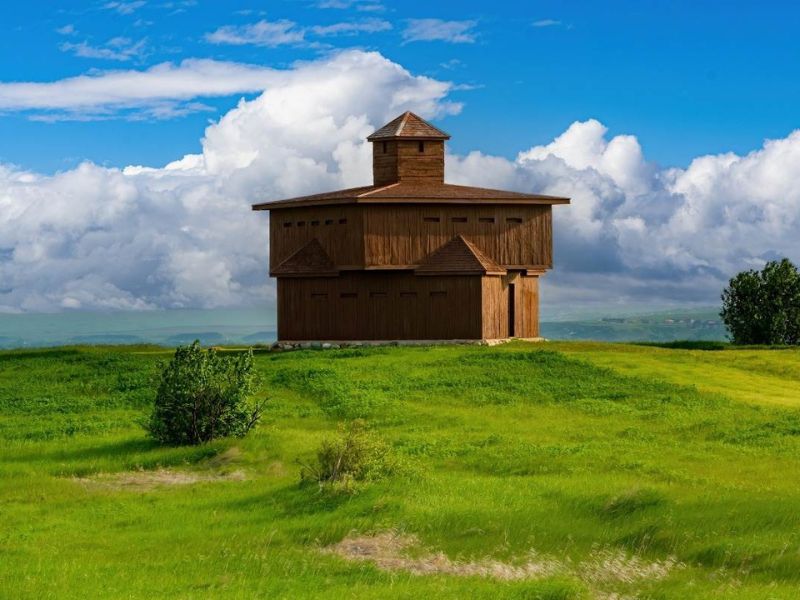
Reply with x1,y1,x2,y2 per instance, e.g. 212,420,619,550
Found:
508,283,515,337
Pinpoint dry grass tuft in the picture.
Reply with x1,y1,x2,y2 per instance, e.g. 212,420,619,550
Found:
580,547,681,585
326,531,562,581
75,468,246,491
326,531,683,587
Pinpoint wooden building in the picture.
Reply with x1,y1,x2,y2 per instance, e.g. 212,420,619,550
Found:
253,111,570,341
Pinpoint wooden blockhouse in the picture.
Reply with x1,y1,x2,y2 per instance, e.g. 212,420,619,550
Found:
253,112,570,341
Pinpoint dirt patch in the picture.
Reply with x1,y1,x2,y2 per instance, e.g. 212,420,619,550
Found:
75,468,246,491
325,531,682,586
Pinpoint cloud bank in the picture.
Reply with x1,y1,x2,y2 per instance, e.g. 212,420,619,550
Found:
0,59,290,121
1,50,798,314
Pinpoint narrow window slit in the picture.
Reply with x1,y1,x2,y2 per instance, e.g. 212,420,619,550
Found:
479,217,495,224
506,217,523,224
423,217,440,223
340,292,357,299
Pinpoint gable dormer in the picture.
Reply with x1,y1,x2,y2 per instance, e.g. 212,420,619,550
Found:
367,111,450,186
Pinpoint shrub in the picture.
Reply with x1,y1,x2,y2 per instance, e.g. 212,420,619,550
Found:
721,258,800,345
299,420,399,493
148,341,263,445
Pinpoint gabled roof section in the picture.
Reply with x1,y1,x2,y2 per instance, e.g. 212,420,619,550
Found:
272,239,338,277
253,182,570,210
415,235,506,276
367,111,450,141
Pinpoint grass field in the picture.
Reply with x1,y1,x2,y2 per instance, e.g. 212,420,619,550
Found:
2,341,800,599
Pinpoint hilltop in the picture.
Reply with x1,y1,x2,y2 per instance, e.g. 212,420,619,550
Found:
1,341,799,599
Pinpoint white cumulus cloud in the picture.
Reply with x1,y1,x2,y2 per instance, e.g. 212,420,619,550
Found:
450,120,800,309
0,51,461,312
0,50,798,315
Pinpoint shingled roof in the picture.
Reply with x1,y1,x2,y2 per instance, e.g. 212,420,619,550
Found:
272,239,338,277
415,235,505,276
253,182,569,210
367,111,450,141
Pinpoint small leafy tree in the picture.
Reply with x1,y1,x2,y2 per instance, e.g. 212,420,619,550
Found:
148,341,263,445
721,258,800,345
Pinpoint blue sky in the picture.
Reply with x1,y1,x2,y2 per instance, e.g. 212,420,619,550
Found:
1,1,799,315
2,0,799,172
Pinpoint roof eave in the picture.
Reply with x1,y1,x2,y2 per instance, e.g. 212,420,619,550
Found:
366,134,451,142
253,196,570,210
354,196,571,205
253,197,358,210
270,271,339,278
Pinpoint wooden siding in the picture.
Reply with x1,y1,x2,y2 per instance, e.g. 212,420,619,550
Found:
363,204,552,269
396,140,444,182
516,275,540,338
481,276,507,339
480,273,540,339
372,140,444,186
269,205,364,273
372,140,398,186
277,273,483,340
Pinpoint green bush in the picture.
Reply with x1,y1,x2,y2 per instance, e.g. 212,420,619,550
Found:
148,342,263,445
300,420,400,493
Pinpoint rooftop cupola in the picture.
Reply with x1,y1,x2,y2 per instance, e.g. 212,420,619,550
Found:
367,111,450,186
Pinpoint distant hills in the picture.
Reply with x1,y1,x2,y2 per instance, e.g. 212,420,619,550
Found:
541,308,726,342
0,306,725,349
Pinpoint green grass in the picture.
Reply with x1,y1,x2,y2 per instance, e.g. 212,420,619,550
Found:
2,341,800,598
553,341,800,407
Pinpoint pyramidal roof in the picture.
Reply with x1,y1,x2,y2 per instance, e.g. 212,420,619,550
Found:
367,111,450,141
416,235,505,276
272,239,337,276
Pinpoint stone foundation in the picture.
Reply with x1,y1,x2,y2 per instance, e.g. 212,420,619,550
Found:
270,338,545,351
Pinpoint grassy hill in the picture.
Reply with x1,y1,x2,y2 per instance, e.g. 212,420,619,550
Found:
1,342,800,599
